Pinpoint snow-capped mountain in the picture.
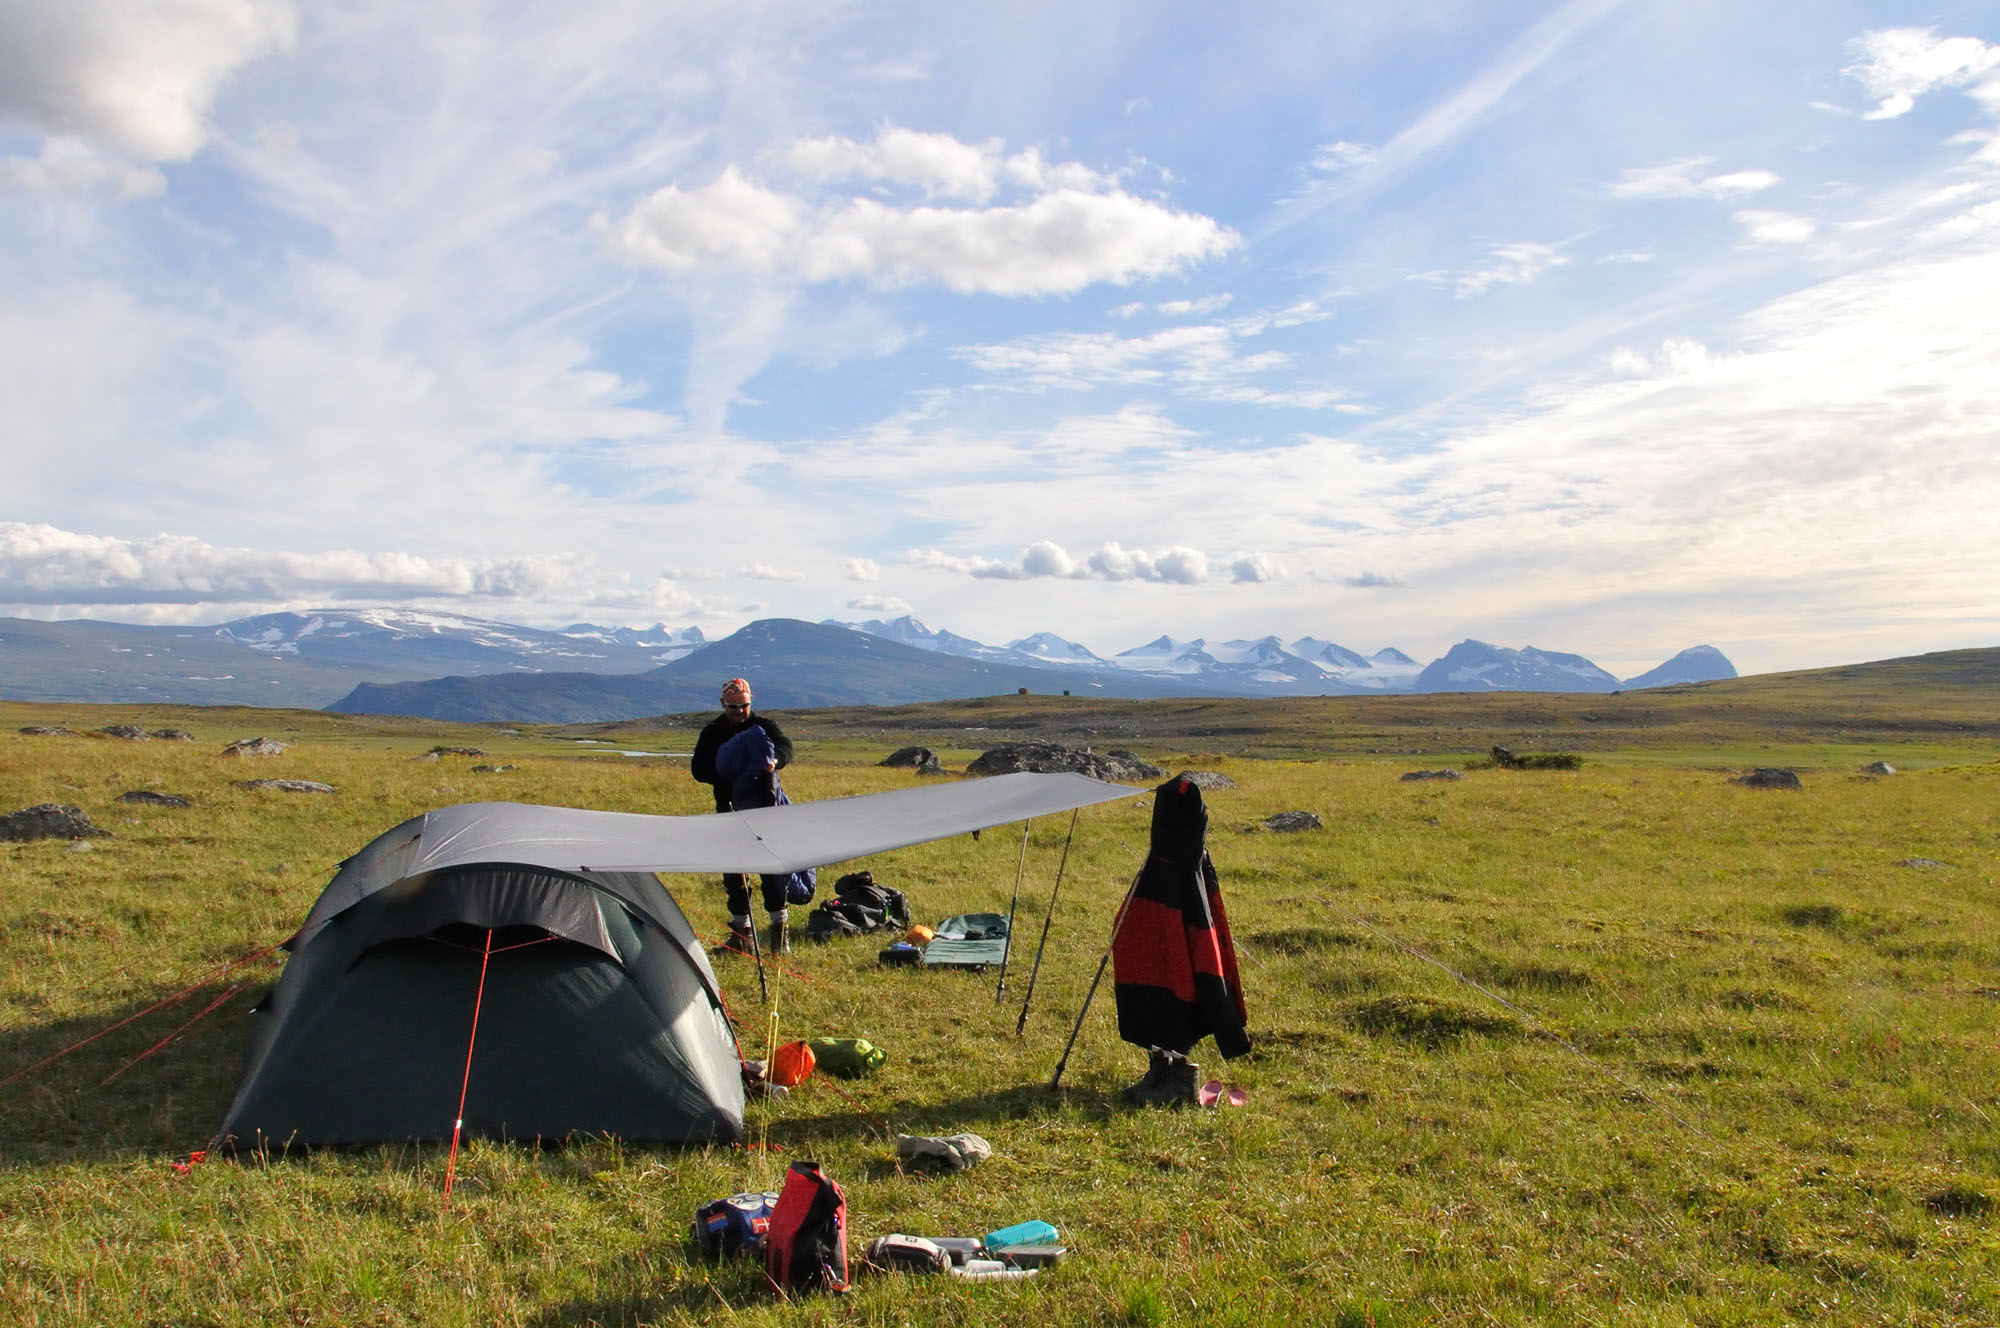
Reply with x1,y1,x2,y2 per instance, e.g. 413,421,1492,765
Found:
214,608,699,673
1413,641,1621,693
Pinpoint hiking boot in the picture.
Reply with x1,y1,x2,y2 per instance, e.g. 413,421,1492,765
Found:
711,922,756,958
766,917,790,955
1120,1048,1198,1108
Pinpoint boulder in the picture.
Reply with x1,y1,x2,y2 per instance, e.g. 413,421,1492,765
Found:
1400,769,1463,782
19,726,77,737
966,742,1161,781
222,737,289,757
428,746,487,757
150,729,196,742
236,779,336,794
99,725,150,741
1171,770,1237,791
1264,810,1323,833
470,764,516,773
119,791,191,807
1,803,111,841
1732,768,1802,790
881,746,945,775
1895,857,1949,870
1860,761,1896,776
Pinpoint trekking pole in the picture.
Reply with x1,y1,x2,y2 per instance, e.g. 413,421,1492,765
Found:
993,819,1033,1002
1014,807,1079,1035
1049,872,1140,1090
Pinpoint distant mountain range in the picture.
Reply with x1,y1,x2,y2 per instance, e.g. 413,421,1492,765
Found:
0,606,1736,720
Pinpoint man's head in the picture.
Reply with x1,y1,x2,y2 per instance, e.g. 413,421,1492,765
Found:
720,677,752,716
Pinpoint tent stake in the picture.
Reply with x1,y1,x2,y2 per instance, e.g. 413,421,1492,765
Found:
993,819,1033,1001
1013,807,1079,1035
1048,872,1140,1089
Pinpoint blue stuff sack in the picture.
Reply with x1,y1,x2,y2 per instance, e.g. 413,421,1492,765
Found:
692,1190,780,1259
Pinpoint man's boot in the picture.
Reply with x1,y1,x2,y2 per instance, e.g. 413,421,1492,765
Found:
1121,1048,1198,1108
766,911,790,956
711,919,756,958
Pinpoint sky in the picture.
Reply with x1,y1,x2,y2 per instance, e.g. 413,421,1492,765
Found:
2,1,1997,678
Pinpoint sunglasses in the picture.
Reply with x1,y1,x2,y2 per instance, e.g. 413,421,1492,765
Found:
723,702,749,711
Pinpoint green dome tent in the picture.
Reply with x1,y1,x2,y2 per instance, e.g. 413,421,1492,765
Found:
219,774,1140,1149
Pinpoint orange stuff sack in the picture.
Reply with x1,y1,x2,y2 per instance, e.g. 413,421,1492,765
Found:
770,1040,817,1088
906,925,936,944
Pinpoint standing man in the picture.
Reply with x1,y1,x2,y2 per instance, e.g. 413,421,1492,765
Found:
691,677,796,955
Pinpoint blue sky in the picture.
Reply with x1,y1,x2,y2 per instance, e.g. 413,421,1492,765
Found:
2,0,1996,677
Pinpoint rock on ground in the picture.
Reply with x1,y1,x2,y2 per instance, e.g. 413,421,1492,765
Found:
150,729,196,741
1264,810,1323,833
1732,768,1802,790
1171,770,1237,791
1,804,111,841
966,742,1162,781
236,779,336,794
1861,761,1896,775
1400,769,1463,782
119,791,191,807
880,746,945,775
19,726,77,737
222,738,289,757
99,725,150,740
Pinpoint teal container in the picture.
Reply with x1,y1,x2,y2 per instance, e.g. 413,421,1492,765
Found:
985,1219,1058,1251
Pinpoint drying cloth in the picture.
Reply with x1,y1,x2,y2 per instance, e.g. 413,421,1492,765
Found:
1112,777,1250,1059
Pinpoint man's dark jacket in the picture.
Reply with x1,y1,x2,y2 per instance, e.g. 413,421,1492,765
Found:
691,711,794,812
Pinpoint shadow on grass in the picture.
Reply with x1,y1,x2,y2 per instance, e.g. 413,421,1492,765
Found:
0,981,256,1163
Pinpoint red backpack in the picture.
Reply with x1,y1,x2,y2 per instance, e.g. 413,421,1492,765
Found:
764,1161,849,1294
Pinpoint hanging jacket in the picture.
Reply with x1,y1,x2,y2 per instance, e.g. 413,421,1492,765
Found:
1111,776,1250,1059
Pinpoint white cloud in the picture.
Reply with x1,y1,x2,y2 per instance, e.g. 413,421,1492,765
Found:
1609,157,1780,200
606,130,1238,297
0,522,589,607
1844,27,2000,120
957,318,1359,409
1734,209,1816,246
739,562,806,582
910,540,1281,588
1227,552,1284,583
0,139,164,199
845,594,913,616
0,0,296,160
845,557,881,581
1455,241,1570,297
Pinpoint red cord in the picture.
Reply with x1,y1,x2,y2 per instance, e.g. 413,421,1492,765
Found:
97,981,252,1086
441,929,494,1199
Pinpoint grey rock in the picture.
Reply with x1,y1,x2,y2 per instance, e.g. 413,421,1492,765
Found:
1732,768,1802,790
470,764,516,773
1171,770,1237,791
99,725,150,740
966,742,1162,781
119,791,191,807
19,726,77,737
1860,761,1896,776
222,737,289,757
236,779,336,794
1264,810,1324,833
1895,857,1949,870
881,746,945,775
428,746,487,757
1400,769,1463,782
149,729,196,742
1,803,111,841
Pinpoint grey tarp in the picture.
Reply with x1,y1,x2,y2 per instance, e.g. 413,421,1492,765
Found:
298,771,1142,944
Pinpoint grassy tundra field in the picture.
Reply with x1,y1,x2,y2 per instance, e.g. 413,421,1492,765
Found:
0,654,1996,1326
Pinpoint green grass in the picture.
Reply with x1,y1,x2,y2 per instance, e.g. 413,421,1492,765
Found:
1,699,1997,1325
